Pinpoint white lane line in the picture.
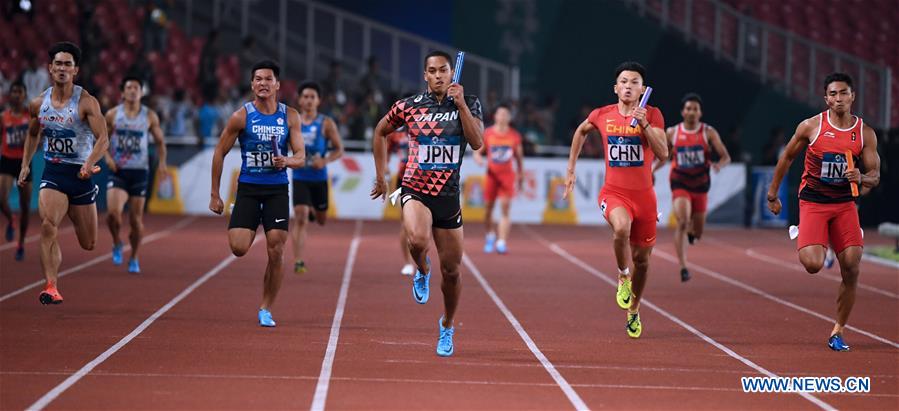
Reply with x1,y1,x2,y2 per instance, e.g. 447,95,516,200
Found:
521,227,835,411
310,220,363,411
1,217,197,303
463,254,590,411
25,235,259,411
652,248,899,349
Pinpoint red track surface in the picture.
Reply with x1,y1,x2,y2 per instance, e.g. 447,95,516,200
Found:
1,216,897,410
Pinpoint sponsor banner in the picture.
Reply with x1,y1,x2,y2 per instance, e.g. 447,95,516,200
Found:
177,150,745,225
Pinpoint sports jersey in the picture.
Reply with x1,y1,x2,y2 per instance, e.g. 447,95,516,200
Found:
588,104,664,191
799,111,864,203
238,102,290,185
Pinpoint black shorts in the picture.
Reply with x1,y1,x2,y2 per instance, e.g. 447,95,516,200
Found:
0,155,30,181
292,179,329,210
400,186,462,229
40,163,98,205
108,169,149,197
229,182,290,232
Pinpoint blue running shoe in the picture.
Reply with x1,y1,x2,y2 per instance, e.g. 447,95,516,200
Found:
128,258,140,274
824,248,835,269
112,243,124,265
496,239,508,254
828,334,849,351
258,308,276,327
484,233,496,253
412,257,431,304
436,317,454,357
15,246,24,261
4,223,13,242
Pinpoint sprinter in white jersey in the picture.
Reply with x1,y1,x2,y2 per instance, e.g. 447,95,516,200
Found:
104,75,168,274
18,42,110,305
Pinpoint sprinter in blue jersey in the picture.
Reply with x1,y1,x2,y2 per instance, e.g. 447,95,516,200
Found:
290,81,343,274
104,75,168,274
18,42,110,305
209,60,305,327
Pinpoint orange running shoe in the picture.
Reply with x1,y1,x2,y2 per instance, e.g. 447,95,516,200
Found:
39,285,63,305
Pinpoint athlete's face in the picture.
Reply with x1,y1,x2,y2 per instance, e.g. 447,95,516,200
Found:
825,81,854,114
298,88,320,112
252,69,280,99
49,52,78,85
494,107,511,126
681,100,702,124
8,86,25,107
424,56,452,95
613,71,644,104
121,80,143,103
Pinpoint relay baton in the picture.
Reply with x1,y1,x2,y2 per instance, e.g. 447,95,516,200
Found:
629,86,654,127
846,149,858,197
271,136,281,157
452,51,465,84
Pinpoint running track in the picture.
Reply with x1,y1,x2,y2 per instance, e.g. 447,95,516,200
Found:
1,216,897,410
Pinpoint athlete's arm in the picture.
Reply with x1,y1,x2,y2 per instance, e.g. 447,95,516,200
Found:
322,117,344,165
652,127,675,173
515,135,525,189
448,85,484,150
766,118,813,215
81,92,110,179
209,109,245,214
18,97,42,187
845,125,880,190
148,109,168,176
708,126,731,172
371,115,398,200
634,107,667,160
472,140,485,167
103,107,118,172
279,107,305,169
563,118,597,200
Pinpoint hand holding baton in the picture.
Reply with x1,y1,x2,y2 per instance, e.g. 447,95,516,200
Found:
846,149,859,197
630,86,654,128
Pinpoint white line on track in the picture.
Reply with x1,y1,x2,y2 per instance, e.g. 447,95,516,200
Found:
462,254,590,411
0,217,197,303
25,233,259,411
310,220,363,411
521,226,836,411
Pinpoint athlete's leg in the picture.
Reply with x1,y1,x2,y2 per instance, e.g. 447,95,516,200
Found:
228,228,256,256
402,200,433,274
38,189,69,286
607,206,634,278
291,204,310,262
629,245,653,312
497,196,512,242
399,212,413,267
17,181,32,248
67,203,98,251
106,187,128,247
127,195,147,260
798,245,827,274
313,209,327,225
690,211,706,241
261,228,287,310
672,196,691,269
832,245,861,336
0,174,13,228
483,198,496,236
433,226,463,328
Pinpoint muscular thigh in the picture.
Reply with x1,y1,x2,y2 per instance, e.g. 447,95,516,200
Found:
432,226,464,270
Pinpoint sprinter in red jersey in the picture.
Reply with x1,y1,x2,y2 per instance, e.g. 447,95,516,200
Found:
564,62,668,339
654,93,730,282
474,103,523,255
767,72,881,352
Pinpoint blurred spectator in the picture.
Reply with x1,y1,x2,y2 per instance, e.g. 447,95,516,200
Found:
166,89,194,137
126,52,155,93
761,126,786,165
142,0,170,53
198,29,221,101
322,60,350,109
724,126,747,163
197,99,219,148
21,53,49,101
239,35,262,84
358,56,384,105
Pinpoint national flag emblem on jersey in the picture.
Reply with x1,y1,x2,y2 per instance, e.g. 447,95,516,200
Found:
607,136,644,167
820,152,848,184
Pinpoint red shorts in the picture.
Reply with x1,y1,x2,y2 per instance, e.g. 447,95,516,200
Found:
485,171,515,202
671,189,708,213
599,185,658,247
797,200,863,253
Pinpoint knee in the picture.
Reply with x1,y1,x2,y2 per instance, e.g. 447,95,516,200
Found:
676,219,689,231
441,263,461,281
130,219,143,233
633,256,650,273
841,268,859,286
230,242,250,257
267,241,284,259
407,232,429,251
107,211,121,224
613,225,630,241
41,219,57,235
81,239,96,251
801,259,823,274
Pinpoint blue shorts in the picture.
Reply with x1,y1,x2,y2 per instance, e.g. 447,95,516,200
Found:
109,168,149,197
40,163,99,206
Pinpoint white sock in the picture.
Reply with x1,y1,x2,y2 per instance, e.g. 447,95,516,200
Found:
486,232,496,241
618,267,630,277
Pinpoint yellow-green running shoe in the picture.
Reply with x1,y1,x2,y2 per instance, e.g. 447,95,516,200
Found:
626,312,642,339
616,277,632,310
294,260,307,274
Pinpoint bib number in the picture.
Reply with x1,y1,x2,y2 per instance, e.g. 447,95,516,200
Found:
6,125,27,148
607,136,644,167
418,136,461,171
821,152,848,184
676,145,705,169
43,129,78,158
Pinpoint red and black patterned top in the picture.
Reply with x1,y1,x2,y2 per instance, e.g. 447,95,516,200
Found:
385,92,483,197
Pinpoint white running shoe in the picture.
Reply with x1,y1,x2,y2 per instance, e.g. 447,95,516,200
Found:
400,264,415,276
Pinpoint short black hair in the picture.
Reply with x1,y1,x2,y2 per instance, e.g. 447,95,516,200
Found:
681,93,703,108
494,103,511,114
423,50,453,70
9,80,26,93
823,72,853,92
298,81,321,97
614,61,646,81
48,41,82,66
251,59,280,80
120,75,143,90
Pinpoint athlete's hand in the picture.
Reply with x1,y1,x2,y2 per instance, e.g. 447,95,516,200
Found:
17,165,30,187
272,155,288,169
157,163,168,178
448,83,465,107
766,195,782,215
517,174,525,191
209,194,225,215
712,161,723,173
844,168,862,185
311,155,326,170
562,171,576,200
630,106,649,128
78,165,101,180
370,176,388,201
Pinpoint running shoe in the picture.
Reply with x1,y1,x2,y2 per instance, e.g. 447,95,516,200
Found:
128,258,140,274
412,257,431,304
496,239,508,254
258,308,276,327
39,284,63,305
112,243,124,265
400,264,414,276
828,334,849,351
484,232,496,253
15,246,24,261
294,260,307,274
824,248,835,269
680,267,691,283
436,316,455,357
616,276,632,310
626,312,642,339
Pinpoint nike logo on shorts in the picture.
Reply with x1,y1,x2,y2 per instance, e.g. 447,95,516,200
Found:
275,218,286,223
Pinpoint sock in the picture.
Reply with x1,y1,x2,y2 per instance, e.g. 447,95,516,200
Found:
486,232,496,241
618,267,630,277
